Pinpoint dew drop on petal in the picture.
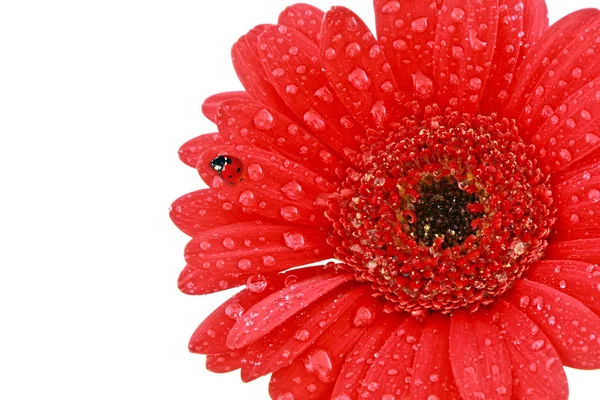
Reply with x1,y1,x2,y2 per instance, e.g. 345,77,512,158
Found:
451,8,465,23
381,1,400,14
303,109,326,131
277,393,295,400
281,206,300,221
411,17,428,33
531,339,545,351
247,274,267,293
222,238,235,250
345,42,361,57
237,258,251,271
238,190,256,206
285,275,298,287
348,67,371,90
412,71,433,99
246,164,264,181
353,306,375,327
225,302,244,320
283,232,306,250
588,189,600,203
253,108,276,130
281,181,303,200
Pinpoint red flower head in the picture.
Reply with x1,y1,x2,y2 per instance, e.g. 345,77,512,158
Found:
171,1,600,399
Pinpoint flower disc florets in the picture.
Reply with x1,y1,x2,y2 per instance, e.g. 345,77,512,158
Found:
327,112,556,314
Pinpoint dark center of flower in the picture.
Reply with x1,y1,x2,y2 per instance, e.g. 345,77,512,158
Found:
412,177,481,248
326,112,556,315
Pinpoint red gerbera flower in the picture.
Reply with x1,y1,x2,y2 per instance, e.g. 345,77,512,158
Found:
171,1,600,398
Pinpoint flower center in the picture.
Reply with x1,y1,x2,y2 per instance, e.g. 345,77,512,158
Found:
327,112,555,315
411,177,481,248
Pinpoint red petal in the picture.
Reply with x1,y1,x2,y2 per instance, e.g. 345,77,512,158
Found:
526,260,600,315
206,351,244,373
480,0,524,113
449,309,513,400
196,143,333,226
433,0,499,113
182,222,332,294
278,4,324,45
188,268,321,354
257,25,364,160
227,273,353,349
231,26,293,114
494,300,569,400
554,164,600,239
546,238,600,264
517,0,548,67
411,315,460,400
217,98,348,181
358,317,422,399
503,9,600,128
321,6,408,130
178,266,246,295
505,279,600,369
170,189,262,237
241,284,369,382
202,91,249,123
374,0,440,95
268,294,380,400
331,315,401,400
178,133,223,168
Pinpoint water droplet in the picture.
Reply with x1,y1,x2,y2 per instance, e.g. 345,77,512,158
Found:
469,77,482,91
237,259,251,271
345,42,361,57
272,68,285,78
238,190,256,206
283,232,306,250
411,17,428,33
262,255,275,266
304,350,333,383
572,67,583,78
412,71,433,99
468,29,487,51
277,393,294,400
371,101,387,126
303,109,326,131
519,295,530,307
381,1,401,14
281,181,303,200
222,238,235,250
533,296,544,310
559,280,567,289
247,274,267,293
200,241,211,251
286,84,298,95
315,86,333,103
531,339,545,351
559,148,572,162
285,275,298,287
225,302,244,320
586,133,600,145
571,214,580,224
253,108,276,130
353,306,375,327
451,7,465,23
348,67,371,90
324,47,336,60
246,164,264,181
281,206,301,221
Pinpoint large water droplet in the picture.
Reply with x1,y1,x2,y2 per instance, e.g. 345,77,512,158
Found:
303,109,326,131
247,274,267,293
283,232,306,250
222,238,235,250
451,8,465,23
304,350,333,383
469,29,487,51
281,206,301,221
239,190,256,206
253,108,276,130
225,302,245,320
381,1,400,14
345,42,361,58
246,164,264,181
411,17,428,33
348,67,371,90
281,181,303,200
353,306,375,327
237,259,251,271
412,71,433,99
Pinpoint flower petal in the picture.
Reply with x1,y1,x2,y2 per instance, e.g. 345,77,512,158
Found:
506,279,600,369
202,91,249,123
178,132,223,168
196,143,333,226
411,314,460,400
241,284,369,382
546,238,600,264
205,351,244,373
188,267,321,354
373,0,440,95
503,9,600,131
518,0,549,67
433,0,500,113
257,25,364,160
480,0,524,113
177,266,246,295
494,300,569,400
227,272,353,349
268,293,380,400
217,98,348,181
321,6,409,130
231,25,294,114
331,315,401,400
449,309,513,400
526,260,600,316
278,3,324,45
170,189,262,237
554,163,600,239
182,222,332,293
358,317,422,399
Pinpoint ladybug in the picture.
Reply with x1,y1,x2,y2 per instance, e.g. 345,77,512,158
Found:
210,155,246,184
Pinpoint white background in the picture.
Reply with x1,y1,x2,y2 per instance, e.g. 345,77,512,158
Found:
1,0,599,399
